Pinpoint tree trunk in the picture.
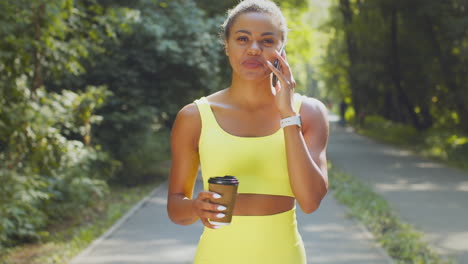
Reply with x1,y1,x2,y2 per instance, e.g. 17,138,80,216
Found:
424,15,467,130
388,8,422,129
339,0,363,124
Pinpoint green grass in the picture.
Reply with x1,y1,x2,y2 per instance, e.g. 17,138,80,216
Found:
355,115,468,172
329,163,453,264
0,178,165,264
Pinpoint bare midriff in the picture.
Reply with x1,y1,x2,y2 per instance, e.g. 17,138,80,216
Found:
232,193,295,216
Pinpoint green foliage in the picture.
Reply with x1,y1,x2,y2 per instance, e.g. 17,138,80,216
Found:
359,115,468,172
195,0,238,17
0,0,126,249
362,115,421,145
0,0,340,251
0,86,114,248
322,0,468,132
195,0,308,17
51,0,226,185
0,180,163,264
0,0,122,86
109,127,171,186
329,164,451,264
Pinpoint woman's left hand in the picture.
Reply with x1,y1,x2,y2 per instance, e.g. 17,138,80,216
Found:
266,50,297,118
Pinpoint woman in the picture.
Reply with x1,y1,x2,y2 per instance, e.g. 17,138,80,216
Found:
167,0,329,263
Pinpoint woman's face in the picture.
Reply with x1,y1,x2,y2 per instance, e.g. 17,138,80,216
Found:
225,12,284,81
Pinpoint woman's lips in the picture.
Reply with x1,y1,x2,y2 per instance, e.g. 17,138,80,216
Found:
242,59,263,69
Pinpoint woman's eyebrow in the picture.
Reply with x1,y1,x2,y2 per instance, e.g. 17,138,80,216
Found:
234,29,275,36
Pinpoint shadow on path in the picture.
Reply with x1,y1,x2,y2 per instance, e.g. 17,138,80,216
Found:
328,123,468,263
71,173,392,264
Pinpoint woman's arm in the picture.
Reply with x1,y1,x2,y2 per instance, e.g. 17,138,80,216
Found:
267,50,329,214
282,97,329,214
167,103,225,229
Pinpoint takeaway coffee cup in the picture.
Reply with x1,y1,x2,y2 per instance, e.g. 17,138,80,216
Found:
208,176,239,226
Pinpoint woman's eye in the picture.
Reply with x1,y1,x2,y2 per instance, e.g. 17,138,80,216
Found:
263,39,274,44
237,36,248,42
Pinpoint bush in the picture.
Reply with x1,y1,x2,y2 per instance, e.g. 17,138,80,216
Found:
0,86,115,248
72,0,224,185
358,115,468,171
362,115,422,145
110,127,171,186
0,170,48,246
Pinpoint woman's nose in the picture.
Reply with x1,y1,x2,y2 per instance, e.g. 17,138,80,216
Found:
247,42,261,55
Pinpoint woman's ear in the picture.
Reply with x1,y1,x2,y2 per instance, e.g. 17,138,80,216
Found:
224,41,229,56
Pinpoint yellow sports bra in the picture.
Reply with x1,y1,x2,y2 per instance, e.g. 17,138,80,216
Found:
194,93,304,197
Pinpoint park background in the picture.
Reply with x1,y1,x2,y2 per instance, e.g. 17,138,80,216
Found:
0,0,467,263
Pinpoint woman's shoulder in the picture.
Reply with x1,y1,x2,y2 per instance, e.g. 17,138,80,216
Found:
174,101,201,132
175,89,227,128
177,102,200,119
178,89,227,115
298,94,327,113
298,94,329,129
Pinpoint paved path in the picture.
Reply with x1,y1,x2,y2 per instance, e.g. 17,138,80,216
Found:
328,124,468,263
71,172,392,263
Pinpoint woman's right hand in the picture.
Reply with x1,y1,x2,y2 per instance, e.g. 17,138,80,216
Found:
192,191,227,229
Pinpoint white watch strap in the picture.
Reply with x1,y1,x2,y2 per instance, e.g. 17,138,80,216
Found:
280,115,302,128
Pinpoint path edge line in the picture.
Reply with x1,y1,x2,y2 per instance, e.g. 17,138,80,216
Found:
329,189,395,264
353,214,395,264
69,180,168,264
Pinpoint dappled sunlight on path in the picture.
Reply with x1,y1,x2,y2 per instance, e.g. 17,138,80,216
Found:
70,114,393,264
71,182,202,264
71,172,392,264
297,196,392,264
328,122,468,263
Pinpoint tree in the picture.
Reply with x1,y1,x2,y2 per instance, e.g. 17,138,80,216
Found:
47,0,226,185
321,0,467,132
0,0,122,248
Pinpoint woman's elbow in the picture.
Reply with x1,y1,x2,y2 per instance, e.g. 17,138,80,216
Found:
167,211,181,225
170,217,193,226
299,201,320,214
299,190,328,214
167,211,191,225
167,206,197,226
167,207,179,224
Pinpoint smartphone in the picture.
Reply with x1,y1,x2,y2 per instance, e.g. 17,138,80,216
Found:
272,44,285,87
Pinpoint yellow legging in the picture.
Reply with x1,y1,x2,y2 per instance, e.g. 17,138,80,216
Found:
194,207,306,263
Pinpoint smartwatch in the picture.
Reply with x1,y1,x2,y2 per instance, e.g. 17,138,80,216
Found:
280,115,302,128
